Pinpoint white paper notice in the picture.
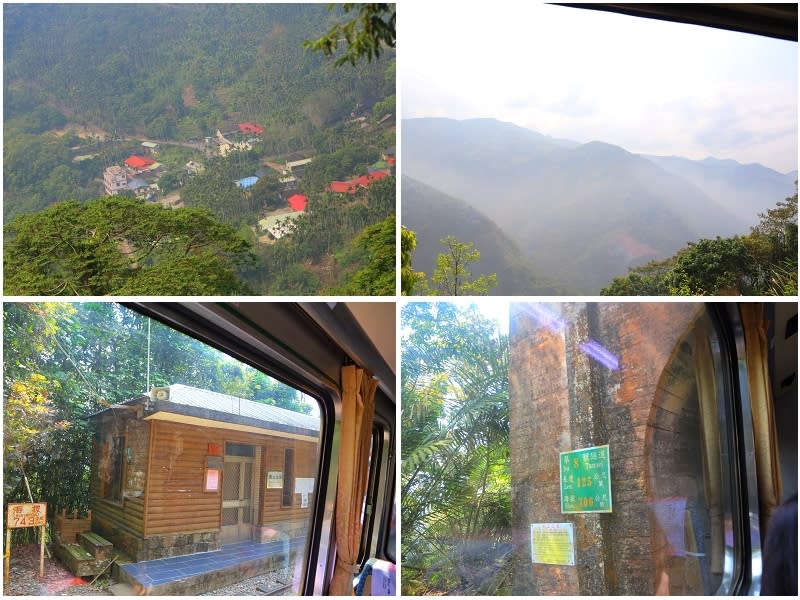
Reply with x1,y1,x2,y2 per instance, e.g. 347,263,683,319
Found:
530,522,576,566
294,477,315,494
267,471,283,489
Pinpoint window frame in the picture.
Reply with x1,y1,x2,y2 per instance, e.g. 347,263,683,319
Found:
358,414,396,566
282,448,295,508
123,301,395,595
103,435,126,504
357,425,383,564
708,303,763,595
122,302,342,595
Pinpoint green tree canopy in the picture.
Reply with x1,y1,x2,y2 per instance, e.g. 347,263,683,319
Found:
401,226,426,296
429,235,498,296
3,302,313,528
401,302,511,595
330,214,396,295
304,3,396,66
602,185,798,296
3,196,255,295
668,236,754,295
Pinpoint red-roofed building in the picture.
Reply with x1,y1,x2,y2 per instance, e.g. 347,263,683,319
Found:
287,193,308,212
328,171,391,195
328,181,358,194
124,155,156,170
367,171,389,183
239,122,264,135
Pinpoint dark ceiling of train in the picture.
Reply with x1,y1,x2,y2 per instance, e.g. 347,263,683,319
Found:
559,3,798,41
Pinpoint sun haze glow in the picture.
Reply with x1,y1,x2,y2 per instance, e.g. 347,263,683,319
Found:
401,1,798,173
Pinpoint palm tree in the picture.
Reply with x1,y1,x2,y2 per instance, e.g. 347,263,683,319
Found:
401,303,511,595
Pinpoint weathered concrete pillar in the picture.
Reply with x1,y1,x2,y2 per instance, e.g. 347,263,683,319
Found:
509,302,576,595
509,302,703,595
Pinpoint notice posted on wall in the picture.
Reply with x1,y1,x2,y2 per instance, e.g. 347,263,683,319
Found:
294,477,315,494
530,522,575,566
295,477,314,509
267,471,283,489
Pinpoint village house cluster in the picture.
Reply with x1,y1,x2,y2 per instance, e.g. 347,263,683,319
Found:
101,119,395,245
102,142,163,200
257,147,395,241
326,148,396,195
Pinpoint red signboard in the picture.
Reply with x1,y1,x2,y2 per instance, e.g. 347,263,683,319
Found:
208,442,222,456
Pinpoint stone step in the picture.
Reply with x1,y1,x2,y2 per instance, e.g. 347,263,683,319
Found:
108,582,137,596
256,580,291,595
58,543,111,578
79,531,114,561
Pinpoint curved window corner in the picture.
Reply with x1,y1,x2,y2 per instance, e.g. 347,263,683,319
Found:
646,304,769,596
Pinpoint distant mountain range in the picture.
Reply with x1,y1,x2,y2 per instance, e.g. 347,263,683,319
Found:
402,176,568,295
402,117,797,293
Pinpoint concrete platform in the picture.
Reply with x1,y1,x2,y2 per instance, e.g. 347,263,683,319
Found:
117,538,305,595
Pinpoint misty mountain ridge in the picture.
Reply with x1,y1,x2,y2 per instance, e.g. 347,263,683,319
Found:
402,117,796,293
402,176,569,296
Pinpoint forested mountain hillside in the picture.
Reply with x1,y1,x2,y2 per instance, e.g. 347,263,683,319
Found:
4,4,388,147
3,4,396,296
402,117,795,292
402,177,566,295
642,154,798,225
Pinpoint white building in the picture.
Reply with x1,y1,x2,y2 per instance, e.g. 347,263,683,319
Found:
258,212,302,240
103,165,128,196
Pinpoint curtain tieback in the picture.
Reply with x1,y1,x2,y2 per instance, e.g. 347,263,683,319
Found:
336,556,361,574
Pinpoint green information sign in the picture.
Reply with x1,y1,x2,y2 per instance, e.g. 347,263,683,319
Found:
559,444,612,513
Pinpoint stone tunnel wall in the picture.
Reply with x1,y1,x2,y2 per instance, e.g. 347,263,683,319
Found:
508,302,704,595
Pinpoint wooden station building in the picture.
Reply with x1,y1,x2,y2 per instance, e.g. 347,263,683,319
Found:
89,384,320,562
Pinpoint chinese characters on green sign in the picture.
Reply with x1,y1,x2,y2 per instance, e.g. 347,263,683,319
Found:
560,444,612,513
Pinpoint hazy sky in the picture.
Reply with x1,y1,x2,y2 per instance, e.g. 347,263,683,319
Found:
401,2,798,173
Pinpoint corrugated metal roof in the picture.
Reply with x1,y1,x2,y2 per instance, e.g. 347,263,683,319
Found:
236,176,259,189
165,384,320,431
127,177,148,190
258,212,302,229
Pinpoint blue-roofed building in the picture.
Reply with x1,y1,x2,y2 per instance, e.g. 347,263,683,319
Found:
127,177,149,190
236,176,259,189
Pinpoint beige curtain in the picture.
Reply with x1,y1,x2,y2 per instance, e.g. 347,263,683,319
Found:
329,365,378,596
694,326,724,575
740,303,783,527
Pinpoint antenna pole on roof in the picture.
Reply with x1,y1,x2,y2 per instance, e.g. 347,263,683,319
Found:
146,317,151,392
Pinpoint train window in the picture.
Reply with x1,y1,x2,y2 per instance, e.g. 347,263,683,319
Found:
357,421,396,568
402,301,788,596
358,429,381,563
385,502,397,563
647,309,730,594
102,436,126,503
3,302,323,596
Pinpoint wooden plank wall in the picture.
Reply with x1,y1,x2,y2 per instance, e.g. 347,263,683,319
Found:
145,421,224,537
90,413,149,539
261,437,319,524
144,420,320,537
